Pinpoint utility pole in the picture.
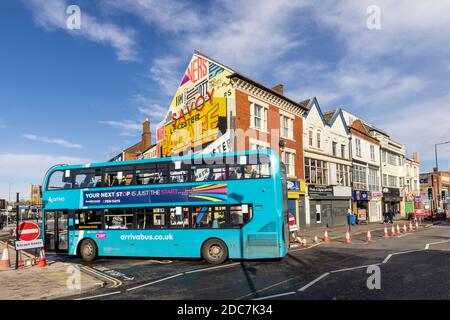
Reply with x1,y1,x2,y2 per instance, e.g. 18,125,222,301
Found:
434,141,450,218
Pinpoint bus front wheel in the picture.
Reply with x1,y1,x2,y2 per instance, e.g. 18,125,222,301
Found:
79,239,97,262
202,238,228,264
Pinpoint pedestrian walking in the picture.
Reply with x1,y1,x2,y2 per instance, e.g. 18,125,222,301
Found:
0,214,4,230
388,210,394,224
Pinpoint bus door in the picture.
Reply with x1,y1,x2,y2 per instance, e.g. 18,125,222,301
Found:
44,210,68,253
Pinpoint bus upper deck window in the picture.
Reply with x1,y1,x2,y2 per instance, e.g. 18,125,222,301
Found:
47,171,72,190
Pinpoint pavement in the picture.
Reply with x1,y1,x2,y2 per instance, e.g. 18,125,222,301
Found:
0,239,105,300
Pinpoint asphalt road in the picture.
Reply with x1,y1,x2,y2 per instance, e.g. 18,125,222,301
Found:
47,221,450,300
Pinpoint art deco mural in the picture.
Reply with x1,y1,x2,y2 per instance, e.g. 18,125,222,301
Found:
156,53,234,157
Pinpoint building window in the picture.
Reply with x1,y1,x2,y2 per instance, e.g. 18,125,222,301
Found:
341,145,346,159
399,177,404,188
388,175,398,187
398,156,403,166
316,131,321,149
382,150,387,163
387,152,397,166
336,164,350,186
370,145,375,161
368,167,380,192
282,150,296,177
280,114,294,139
352,164,367,190
383,174,387,186
308,129,313,147
250,102,267,131
305,158,328,185
332,142,337,156
355,138,362,157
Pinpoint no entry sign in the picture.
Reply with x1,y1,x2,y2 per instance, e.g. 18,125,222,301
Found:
17,222,40,241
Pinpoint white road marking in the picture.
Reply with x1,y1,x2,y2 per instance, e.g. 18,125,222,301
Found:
330,264,381,273
382,254,392,264
289,243,321,252
185,262,240,274
75,291,121,300
298,272,330,292
126,273,183,292
252,291,297,300
425,240,450,249
235,277,297,300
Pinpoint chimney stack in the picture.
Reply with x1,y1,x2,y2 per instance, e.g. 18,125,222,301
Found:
272,84,284,95
413,152,420,163
142,118,151,150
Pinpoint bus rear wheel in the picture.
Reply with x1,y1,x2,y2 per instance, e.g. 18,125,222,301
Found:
79,239,97,262
202,238,228,264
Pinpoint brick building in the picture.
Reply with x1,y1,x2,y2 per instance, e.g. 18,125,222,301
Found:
420,170,450,212
154,51,308,229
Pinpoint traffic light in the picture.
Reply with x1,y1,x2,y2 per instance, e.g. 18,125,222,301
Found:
428,187,433,200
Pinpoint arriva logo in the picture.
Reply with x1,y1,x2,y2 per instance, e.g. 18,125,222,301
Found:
48,197,65,203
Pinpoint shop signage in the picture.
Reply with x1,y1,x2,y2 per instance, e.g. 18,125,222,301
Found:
353,190,369,201
420,178,428,184
287,180,301,191
83,184,228,206
308,185,333,196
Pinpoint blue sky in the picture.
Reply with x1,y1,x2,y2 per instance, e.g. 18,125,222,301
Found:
1,0,450,200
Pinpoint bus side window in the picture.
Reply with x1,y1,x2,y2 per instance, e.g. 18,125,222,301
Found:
136,208,152,229
169,163,188,183
230,205,253,228
169,207,189,228
75,209,103,229
104,168,133,187
152,208,166,229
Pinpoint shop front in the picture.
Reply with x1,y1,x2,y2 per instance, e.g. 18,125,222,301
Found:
287,179,306,229
307,185,352,228
353,190,370,223
369,192,383,222
382,187,402,215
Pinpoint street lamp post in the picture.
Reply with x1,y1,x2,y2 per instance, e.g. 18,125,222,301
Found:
434,141,450,219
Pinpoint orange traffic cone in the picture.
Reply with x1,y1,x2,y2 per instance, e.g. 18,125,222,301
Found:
323,228,330,242
1,242,10,269
391,225,396,236
37,247,47,267
366,229,372,242
302,237,308,247
403,224,408,233
383,226,389,238
396,224,401,234
344,230,351,244
314,235,320,243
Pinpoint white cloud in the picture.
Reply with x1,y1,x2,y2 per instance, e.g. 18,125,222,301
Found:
98,120,142,136
148,55,183,97
24,0,137,61
310,1,450,60
0,154,91,200
23,133,82,149
102,0,203,33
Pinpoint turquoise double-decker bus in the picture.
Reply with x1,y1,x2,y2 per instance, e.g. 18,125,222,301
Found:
41,149,289,264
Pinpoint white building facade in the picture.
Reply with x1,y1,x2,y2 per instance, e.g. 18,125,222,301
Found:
301,98,352,228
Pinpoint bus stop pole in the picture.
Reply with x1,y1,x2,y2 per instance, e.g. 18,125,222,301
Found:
15,192,19,270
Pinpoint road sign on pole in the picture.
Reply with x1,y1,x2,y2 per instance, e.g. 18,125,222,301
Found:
16,222,40,242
